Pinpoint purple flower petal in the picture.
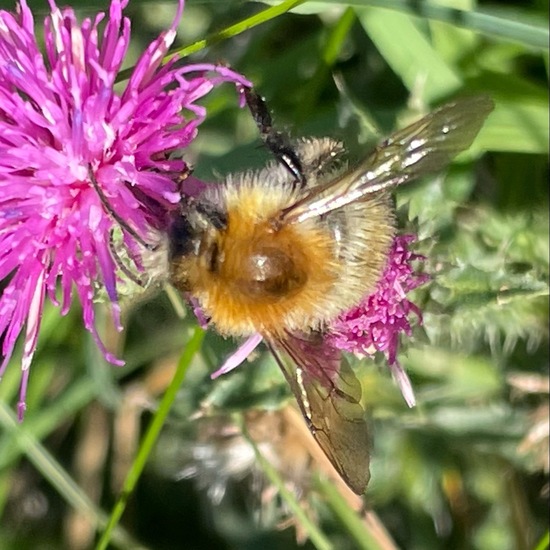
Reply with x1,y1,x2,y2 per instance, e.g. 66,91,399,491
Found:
328,234,429,405
388,361,416,408
211,333,264,380
0,0,251,417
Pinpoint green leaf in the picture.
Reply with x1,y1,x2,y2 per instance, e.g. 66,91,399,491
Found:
357,7,463,103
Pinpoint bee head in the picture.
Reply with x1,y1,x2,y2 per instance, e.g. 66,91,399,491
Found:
168,195,228,294
168,197,227,260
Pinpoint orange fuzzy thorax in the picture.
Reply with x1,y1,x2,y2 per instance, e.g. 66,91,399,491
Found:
172,184,341,337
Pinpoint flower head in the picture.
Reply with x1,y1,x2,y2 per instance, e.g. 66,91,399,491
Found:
0,0,249,418
328,234,429,406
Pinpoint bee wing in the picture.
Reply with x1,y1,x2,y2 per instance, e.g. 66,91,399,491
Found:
280,95,494,224
266,331,370,495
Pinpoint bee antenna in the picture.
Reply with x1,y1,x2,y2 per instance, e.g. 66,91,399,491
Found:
88,168,155,251
244,87,306,188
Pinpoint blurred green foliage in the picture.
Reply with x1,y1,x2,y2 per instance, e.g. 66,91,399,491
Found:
0,1,548,549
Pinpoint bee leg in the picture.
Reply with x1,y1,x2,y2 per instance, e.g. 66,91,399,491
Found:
108,230,148,288
88,167,155,251
243,87,306,187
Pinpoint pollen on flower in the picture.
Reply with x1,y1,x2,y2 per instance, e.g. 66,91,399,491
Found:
0,0,250,419
328,234,429,406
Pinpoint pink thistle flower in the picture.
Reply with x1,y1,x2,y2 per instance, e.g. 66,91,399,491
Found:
0,0,250,419
212,235,428,407
328,234,429,406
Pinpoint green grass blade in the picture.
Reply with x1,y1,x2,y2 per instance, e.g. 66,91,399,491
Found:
96,327,205,550
238,413,335,550
357,6,463,103
294,0,549,50
0,403,143,549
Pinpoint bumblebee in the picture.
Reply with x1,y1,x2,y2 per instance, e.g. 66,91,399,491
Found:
167,89,494,494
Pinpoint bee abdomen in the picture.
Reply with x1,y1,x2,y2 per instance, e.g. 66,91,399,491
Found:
235,247,307,299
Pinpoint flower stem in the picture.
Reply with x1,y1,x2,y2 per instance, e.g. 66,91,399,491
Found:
96,327,205,550
237,413,334,550
117,0,307,82
177,0,308,58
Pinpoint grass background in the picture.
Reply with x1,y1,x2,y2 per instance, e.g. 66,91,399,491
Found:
0,0,548,549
